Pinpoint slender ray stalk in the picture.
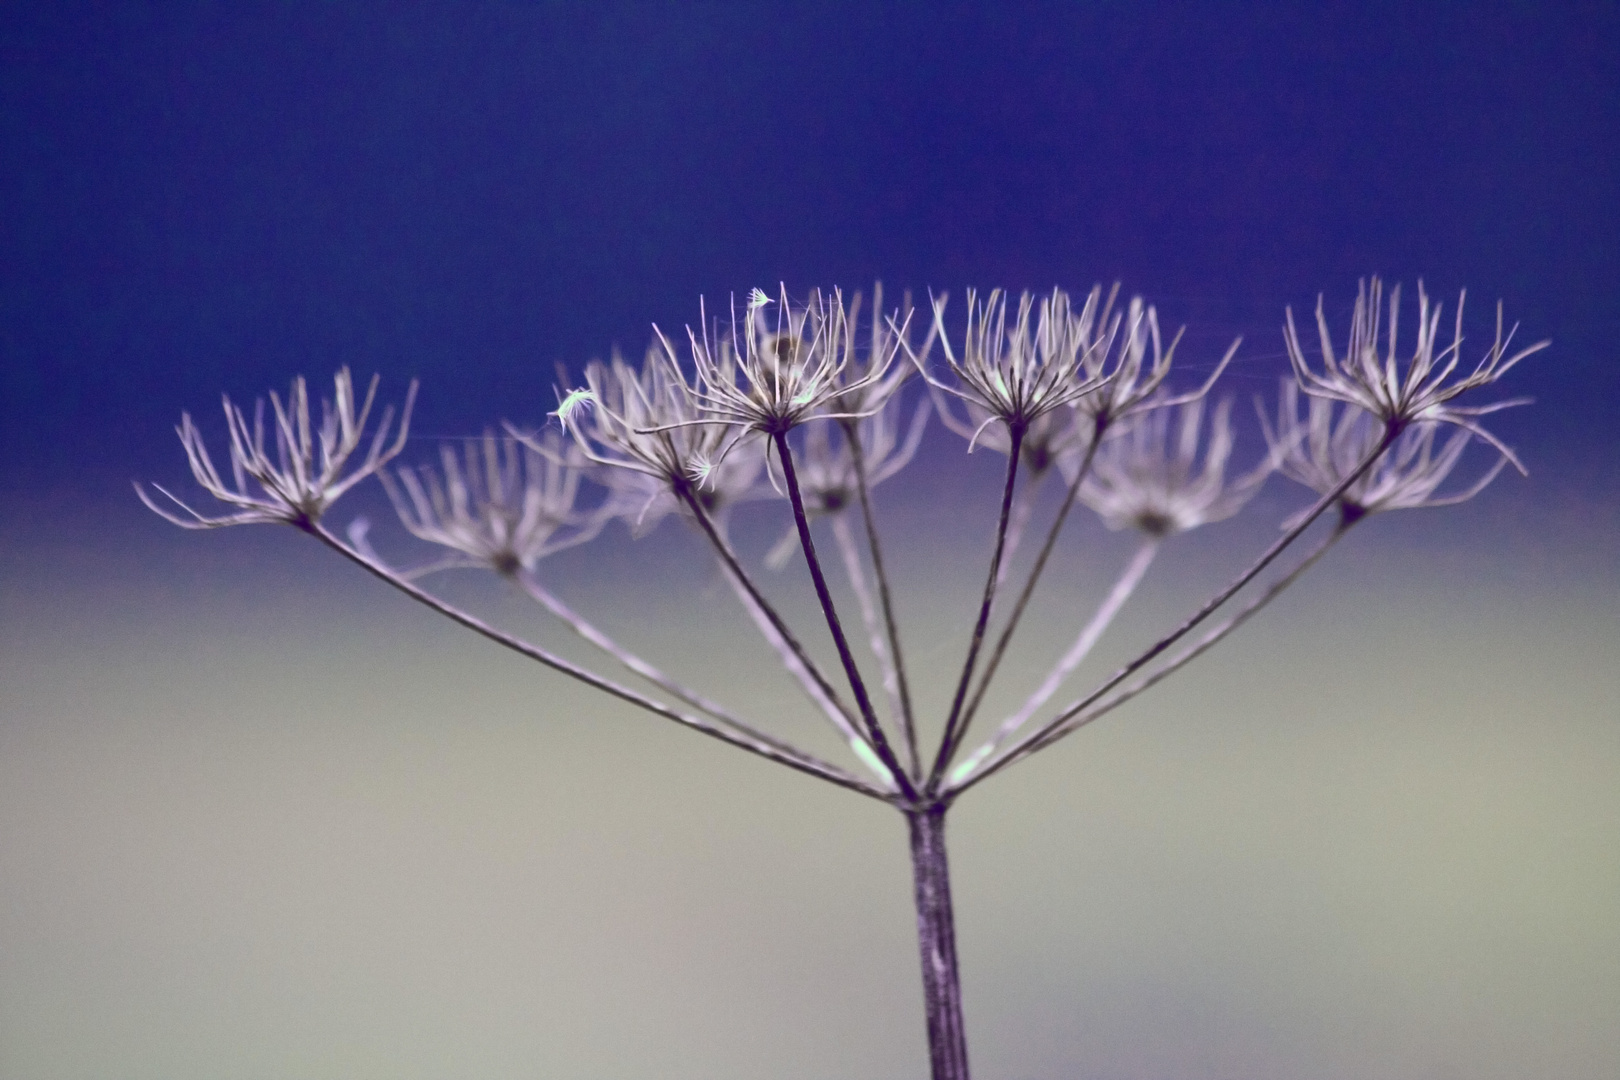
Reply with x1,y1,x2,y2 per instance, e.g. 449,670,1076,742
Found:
950,536,1160,784
304,522,889,800
847,423,922,779
713,548,887,779
514,568,822,763
831,515,906,745
957,428,1397,793
773,431,917,801
993,468,1047,588
980,519,1352,780
959,423,1102,734
928,424,1026,791
677,483,866,741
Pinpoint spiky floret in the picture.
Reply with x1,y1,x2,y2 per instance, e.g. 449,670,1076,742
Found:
137,368,416,530
1284,277,1545,470
1074,397,1272,538
820,282,926,418
546,346,725,483
926,285,1235,470
654,285,901,441
915,287,1113,446
538,345,768,532
381,430,604,577
1260,380,1511,525
1073,290,1237,430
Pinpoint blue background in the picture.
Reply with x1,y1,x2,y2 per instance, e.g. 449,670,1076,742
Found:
3,1,1616,493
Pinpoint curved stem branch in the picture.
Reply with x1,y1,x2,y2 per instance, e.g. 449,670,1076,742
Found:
956,427,1397,793
773,431,918,801
831,515,907,746
847,422,922,779
927,423,1026,792
993,468,1047,588
514,568,823,765
959,424,1102,736
713,547,890,783
676,484,864,735
974,519,1352,784
305,522,890,801
949,535,1159,785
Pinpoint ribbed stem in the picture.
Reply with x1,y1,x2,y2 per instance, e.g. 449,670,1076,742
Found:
908,805,970,1080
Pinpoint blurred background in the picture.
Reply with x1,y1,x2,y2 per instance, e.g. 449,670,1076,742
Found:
2,3,1616,1078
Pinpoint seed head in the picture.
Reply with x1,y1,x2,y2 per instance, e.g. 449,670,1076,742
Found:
535,346,768,532
1071,397,1271,538
918,288,1111,444
138,368,416,530
1284,277,1545,470
547,347,724,484
1260,380,1513,526
820,283,925,419
382,430,603,577
661,286,900,440
1072,289,1236,432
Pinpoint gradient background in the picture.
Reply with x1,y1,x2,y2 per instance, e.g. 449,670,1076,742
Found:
3,3,1617,1078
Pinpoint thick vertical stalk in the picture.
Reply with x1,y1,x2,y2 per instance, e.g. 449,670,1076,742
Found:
908,805,970,1080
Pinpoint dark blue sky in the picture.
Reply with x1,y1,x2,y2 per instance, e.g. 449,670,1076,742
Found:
3,1,1616,503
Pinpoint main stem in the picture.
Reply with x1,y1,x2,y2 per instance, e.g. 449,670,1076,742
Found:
908,804,970,1080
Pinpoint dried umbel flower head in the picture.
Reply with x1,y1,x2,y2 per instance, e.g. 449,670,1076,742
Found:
820,282,924,418
1284,277,1546,468
1261,380,1511,526
538,347,767,531
382,430,603,577
548,347,720,483
919,288,1112,443
601,437,768,535
137,367,416,530
1074,291,1236,431
660,285,900,440
1072,397,1272,538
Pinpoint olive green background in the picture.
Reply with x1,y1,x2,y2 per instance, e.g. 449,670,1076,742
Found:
3,478,1615,1079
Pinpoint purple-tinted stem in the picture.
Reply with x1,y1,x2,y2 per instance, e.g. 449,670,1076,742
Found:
909,805,970,1080
960,421,1102,732
773,430,917,801
928,423,1026,791
847,421,922,779
959,424,1401,793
